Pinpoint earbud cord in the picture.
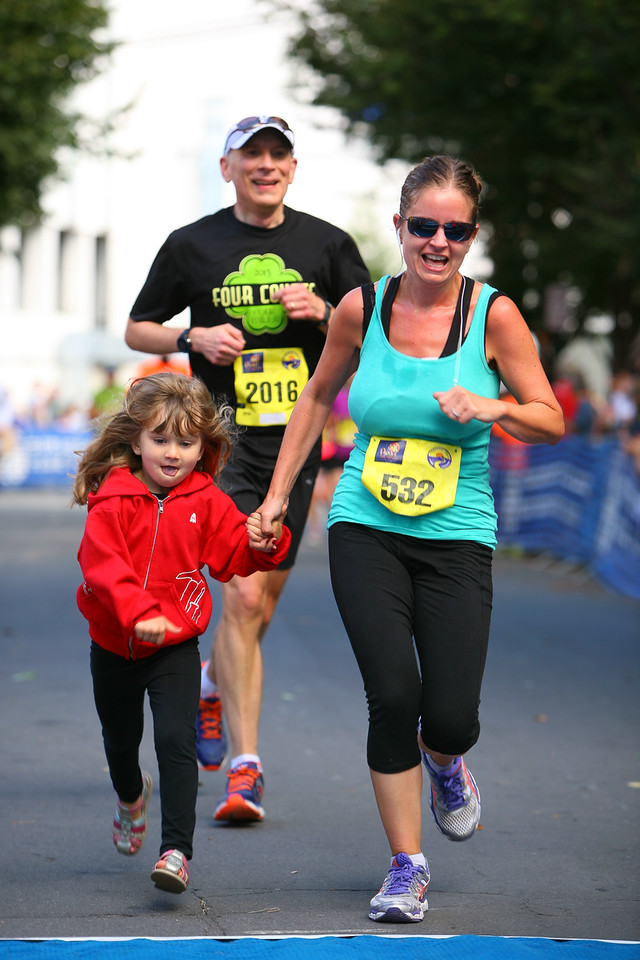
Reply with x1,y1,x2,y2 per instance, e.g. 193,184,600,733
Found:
452,275,466,387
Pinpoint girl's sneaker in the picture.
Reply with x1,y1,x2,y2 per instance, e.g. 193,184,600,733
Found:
369,852,430,922
151,849,190,893
113,772,153,856
422,753,481,841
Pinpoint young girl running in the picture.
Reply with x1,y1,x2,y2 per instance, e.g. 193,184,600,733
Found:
73,373,289,893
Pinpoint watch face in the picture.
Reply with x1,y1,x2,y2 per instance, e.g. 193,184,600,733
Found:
178,331,191,352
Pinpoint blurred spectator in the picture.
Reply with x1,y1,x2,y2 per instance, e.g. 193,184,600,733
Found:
572,374,608,436
608,368,637,432
57,402,90,432
27,382,59,426
0,385,17,459
554,329,613,402
132,354,190,380
90,367,125,420
619,376,640,476
551,369,612,437
623,429,640,476
551,373,580,429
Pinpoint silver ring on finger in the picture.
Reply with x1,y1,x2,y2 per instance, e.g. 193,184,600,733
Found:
452,408,460,418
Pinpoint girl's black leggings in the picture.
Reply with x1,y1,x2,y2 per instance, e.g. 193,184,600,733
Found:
90,637,200,860
328,522,493,774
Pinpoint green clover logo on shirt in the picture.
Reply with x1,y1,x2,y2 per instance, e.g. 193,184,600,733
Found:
215,254,304,335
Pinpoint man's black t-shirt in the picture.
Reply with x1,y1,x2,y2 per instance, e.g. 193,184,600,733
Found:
130,205,370,435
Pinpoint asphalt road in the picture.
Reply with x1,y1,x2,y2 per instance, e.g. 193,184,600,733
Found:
0,488,638,941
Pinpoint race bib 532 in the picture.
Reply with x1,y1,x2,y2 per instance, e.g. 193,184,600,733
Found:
361,436,461,516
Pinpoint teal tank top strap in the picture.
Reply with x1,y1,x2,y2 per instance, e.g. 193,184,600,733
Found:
465,281,499,376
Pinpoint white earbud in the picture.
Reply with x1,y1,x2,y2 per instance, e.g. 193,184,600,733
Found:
396,226,405,269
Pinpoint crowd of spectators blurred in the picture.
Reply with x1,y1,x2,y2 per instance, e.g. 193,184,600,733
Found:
549,345,640,474
0,356,191,441
550,367,638,439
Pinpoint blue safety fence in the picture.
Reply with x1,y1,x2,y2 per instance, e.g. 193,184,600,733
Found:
490,435,640,600
1,428,639,601
0,427,92,490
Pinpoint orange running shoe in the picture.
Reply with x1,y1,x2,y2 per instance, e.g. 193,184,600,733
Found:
213,762,264,821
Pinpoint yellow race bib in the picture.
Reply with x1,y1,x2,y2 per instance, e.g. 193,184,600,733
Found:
361,436,461,516
234,347,309,427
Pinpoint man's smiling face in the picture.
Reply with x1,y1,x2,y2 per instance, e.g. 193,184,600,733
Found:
221,129,297,222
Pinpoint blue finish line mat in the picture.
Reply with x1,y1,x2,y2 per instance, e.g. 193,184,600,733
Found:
2,938,638,960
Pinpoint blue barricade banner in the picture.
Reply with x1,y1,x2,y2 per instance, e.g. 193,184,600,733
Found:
591,444,640,599
490,435,640,600
0,427,92,490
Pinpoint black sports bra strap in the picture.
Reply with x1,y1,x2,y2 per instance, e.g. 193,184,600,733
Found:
362,275,401,339
440,277,475,358
361,282,376,339
380,274,402,339
462,275,474,318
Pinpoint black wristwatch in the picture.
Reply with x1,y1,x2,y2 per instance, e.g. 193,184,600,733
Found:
177,328,192,353
312,300,332,324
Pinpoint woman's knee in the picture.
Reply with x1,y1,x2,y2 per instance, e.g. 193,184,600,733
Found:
419,709,480,757
365,683,422,771
367,674,419,730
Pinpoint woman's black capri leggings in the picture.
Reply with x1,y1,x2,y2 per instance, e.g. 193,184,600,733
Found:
328,522,493,774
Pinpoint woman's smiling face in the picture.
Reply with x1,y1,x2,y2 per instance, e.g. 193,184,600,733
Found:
394,186,478,286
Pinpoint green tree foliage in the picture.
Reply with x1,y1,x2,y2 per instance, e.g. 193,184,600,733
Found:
277,0,640,360
0,0,113,229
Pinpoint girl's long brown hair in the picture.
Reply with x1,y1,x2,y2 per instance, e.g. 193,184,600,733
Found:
72,373,235,505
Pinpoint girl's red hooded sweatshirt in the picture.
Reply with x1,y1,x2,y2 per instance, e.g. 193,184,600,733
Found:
77,466,290,660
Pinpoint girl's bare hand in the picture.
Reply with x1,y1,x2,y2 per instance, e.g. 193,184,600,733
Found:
134,616,181,645
247,511,283,552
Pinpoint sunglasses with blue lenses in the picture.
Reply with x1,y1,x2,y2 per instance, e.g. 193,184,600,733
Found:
399,216,477,242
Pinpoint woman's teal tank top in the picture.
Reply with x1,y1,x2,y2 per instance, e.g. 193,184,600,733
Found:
328,275,501,547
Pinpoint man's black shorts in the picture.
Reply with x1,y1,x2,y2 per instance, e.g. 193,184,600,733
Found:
220,430,322,570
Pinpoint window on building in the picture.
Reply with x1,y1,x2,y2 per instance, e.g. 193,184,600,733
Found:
57,229,75,313
95,234,107,329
